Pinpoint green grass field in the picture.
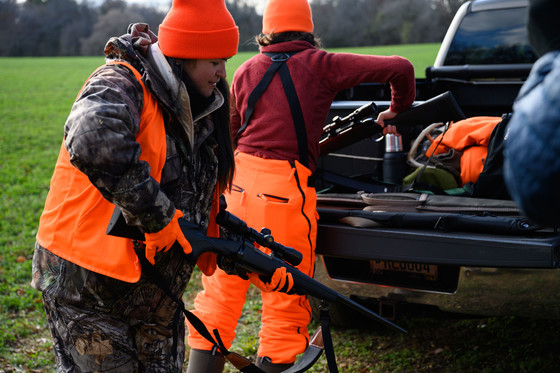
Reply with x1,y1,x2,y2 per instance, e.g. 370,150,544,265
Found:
3,44,560,372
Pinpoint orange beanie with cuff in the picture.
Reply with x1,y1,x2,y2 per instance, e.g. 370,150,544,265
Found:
158,0,239,59
262,0,314,34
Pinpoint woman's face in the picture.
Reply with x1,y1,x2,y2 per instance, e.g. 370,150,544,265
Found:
183,58,228,98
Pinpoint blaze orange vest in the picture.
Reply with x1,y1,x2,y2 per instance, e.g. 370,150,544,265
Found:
36,61,218,282
426,116,502,186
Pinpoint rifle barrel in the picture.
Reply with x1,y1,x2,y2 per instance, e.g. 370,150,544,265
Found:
106,206,407,333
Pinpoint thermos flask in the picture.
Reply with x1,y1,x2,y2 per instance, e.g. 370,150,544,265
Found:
383,134,407,184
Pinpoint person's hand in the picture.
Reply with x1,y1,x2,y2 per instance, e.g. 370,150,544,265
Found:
248,267,297,294
376,108,399,135
144,209,192,265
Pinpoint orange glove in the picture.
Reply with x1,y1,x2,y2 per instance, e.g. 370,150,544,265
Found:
144,209,192,265
248,267,295,294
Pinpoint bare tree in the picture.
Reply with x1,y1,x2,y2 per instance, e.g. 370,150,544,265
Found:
310,0,336,46
226,0,261,51
0,0,19,56
80,7,143,56
320,0,378,47
56,0,95,56
311,0,468,47
98,0,127,14
6,0,93,56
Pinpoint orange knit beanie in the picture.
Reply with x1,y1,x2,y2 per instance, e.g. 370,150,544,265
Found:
262,0,314,34
158,0,239,59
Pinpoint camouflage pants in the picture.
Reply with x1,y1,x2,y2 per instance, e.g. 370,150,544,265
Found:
32,243,196,373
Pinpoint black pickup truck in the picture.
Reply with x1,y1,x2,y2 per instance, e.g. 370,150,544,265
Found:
313,0,560,324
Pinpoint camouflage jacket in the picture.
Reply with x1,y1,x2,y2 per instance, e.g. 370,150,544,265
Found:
65,23,222,234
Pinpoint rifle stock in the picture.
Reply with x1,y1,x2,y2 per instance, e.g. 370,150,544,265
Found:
106,207,406,333
384,91,466,127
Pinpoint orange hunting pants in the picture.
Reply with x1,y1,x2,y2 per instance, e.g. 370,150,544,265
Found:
187,152,317,364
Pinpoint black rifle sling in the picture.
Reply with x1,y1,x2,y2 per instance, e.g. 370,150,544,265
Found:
132,243,265,372
235,57,283,140
283,327,325,373
276,60,309,168
237,51,309,168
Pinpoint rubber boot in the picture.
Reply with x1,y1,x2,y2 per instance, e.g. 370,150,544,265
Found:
186,348,225,373
256,356,294,373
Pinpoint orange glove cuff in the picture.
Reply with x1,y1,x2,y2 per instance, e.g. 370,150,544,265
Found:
144,209,192,265
248,267,294,293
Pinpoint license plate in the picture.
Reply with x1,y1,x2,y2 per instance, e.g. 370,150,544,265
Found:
371,260,438,280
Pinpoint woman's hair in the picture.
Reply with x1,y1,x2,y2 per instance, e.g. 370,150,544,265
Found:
255,31,321,48
214,78,235,193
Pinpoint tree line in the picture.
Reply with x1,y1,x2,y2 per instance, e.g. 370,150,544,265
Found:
0,0,467,57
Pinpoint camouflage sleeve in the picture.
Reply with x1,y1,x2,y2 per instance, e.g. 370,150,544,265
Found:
64,64,173,233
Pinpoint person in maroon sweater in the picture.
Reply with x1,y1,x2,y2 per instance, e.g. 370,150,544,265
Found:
187,0,415,371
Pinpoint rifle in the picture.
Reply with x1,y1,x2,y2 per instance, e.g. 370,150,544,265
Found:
320,101,379,156
317,207,541,235
106,207,406,334
319,91,466,155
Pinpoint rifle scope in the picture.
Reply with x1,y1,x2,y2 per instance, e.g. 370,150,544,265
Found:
216,210,303,267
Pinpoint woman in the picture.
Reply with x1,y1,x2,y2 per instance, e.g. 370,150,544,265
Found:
31,0,239,371
187,0,416,371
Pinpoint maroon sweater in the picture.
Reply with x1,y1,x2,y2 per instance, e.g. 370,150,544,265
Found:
230,40,416,172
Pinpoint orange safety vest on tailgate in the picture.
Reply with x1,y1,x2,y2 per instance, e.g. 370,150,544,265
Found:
37,61,219,283
426,116,502,186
